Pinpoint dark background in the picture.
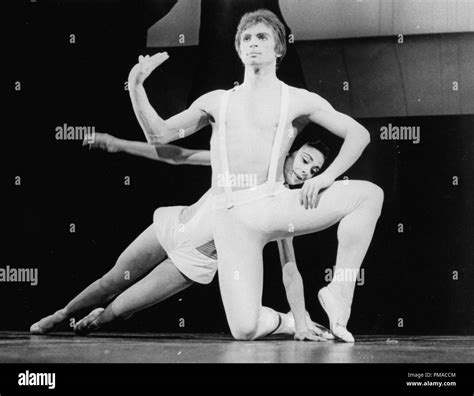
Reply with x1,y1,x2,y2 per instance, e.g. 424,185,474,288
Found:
6,0,473,335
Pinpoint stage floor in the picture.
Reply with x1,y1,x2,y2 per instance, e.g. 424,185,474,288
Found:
0,332,472,363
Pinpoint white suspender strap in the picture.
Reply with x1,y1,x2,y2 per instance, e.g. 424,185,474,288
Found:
218,83,289,208
267,82,289,193
218,89,233,209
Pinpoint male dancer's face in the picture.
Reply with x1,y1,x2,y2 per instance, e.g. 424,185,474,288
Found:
238,22,280,67
285,145,326,186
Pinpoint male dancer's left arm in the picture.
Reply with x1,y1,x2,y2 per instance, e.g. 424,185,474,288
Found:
278,238,318,341
300,92,371,209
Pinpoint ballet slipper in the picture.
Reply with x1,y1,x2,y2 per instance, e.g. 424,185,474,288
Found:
318,287,355,343
30,322,48,335
30,309,67,335
74,308,104,335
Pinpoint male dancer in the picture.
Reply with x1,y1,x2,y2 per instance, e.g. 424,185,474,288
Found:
128,9,384,342
31,134,331,341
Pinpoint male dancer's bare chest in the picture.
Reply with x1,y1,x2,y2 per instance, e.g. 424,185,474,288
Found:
227,94,291,154
231,91,280,130
208,87,299,179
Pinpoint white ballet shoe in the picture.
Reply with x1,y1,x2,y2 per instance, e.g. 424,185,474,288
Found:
74,308,104,335
318,287,355,343
30,322,48,335
30,310,66,335
332,325,355,343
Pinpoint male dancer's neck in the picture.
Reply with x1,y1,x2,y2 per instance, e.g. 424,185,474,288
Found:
242,63,279,91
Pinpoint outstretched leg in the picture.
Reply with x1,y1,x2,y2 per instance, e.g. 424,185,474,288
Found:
75,258,194,334
30,224,166,334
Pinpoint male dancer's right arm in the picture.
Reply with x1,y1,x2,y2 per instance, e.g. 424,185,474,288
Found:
128,52,215,145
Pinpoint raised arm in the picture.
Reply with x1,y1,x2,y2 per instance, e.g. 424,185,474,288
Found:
84,133,211,166
299,91,371,209
127,52,220,144
277,238,321,341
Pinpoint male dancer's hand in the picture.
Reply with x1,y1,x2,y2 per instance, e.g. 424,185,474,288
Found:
128,52,170,84
299,174,335,210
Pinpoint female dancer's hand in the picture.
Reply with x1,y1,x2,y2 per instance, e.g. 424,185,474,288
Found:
83,133,120,153
294,329,326,342
128,52,170,84
304,311,334,340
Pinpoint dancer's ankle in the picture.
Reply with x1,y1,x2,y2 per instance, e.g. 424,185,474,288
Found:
319,286,352,328
55,308,68,320
270,312,293,335
282,312,295,334
327,283,353,307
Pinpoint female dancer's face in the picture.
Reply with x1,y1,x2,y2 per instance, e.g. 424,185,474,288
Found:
285,144,326,186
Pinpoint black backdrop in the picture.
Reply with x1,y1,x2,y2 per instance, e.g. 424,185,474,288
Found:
6,0,473,335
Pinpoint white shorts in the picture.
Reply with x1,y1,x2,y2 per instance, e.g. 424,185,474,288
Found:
153,206,217,285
